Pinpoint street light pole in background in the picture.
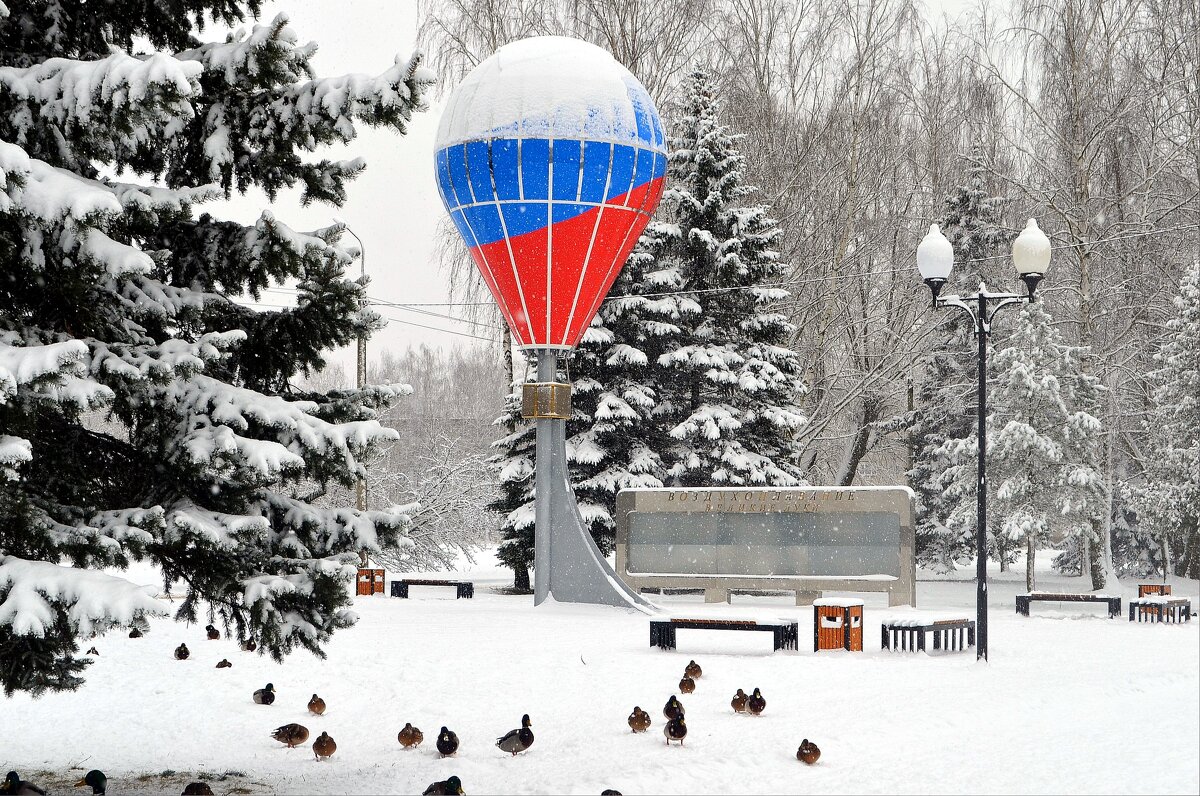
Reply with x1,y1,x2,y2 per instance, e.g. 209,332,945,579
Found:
337,218,368,515
915,218,1052,662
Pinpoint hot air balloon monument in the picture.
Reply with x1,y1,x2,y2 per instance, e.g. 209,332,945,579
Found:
435,37,666,608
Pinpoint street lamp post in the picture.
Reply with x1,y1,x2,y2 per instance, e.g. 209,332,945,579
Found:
337,219,368,515
915,218,1052,662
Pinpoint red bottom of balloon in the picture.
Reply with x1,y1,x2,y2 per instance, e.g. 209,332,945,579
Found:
469,175,664,348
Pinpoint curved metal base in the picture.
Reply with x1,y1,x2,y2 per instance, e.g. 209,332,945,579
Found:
531,351,653,611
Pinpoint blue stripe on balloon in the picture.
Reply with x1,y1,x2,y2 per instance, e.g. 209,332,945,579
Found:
461,204,505,248
501,202,548,239
607,145,636,201
435,148,456,209
447,146,474,207
580,141,612,203
552,139,583,202
520,139,551,201
434,138,665,245
465,141,493,204
552,202,589,224
491,139,521,201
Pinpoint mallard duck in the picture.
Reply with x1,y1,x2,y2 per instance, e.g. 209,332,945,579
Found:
86,646,99,656
627,706,651,733
731,688,748,713
422,776,464,796
797,738,821,765
73,769,106,794
663,715,687,746
205,624,220,640
181,782,214,795
398,722,424,748
128,627,143,638
308,693,326,715
271,723,310,748
312,730,336,761
496,714,534,756
174,643,189,660
684,659,702,679
215,658,232,669
241,639,257,652
436,726,460,756
1,772,46,795
663,695,684,721
678,675,695,694
747,687,766,715
253,682,275,705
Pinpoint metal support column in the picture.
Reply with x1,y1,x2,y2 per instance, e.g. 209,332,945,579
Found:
531,349,652,610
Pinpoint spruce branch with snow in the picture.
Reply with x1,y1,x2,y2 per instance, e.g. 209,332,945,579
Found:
0,2,432,694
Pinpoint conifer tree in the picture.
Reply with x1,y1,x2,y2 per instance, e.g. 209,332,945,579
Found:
1135,260,1200,579
933,301,1106,591
906,151,1008,571
0,2,432,694
642,68,806,486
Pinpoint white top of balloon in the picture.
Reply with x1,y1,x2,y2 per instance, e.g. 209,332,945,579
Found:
434,36,668,351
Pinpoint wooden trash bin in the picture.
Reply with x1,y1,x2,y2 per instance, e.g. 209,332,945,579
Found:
813,599,864,652
357,568,385,596
1137,583,1171,617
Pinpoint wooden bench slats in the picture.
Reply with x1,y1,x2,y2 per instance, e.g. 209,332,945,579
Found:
1016,593,1121,618
391,580,474,599
650,618,798,652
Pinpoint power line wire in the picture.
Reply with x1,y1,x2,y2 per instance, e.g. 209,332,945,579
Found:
253,221,1199,309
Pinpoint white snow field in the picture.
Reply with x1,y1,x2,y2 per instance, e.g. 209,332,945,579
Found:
4,554,1198,796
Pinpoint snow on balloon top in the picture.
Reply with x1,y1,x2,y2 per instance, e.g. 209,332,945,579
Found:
435,37,668,351
435,36,666,150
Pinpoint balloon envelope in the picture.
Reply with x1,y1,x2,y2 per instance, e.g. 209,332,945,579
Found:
434,36,667,349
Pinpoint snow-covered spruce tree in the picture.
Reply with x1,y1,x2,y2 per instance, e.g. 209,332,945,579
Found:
906,151,1009,571
1135,260,1200,579
642,68,807,487
933,301,1106,591
0,4,432,694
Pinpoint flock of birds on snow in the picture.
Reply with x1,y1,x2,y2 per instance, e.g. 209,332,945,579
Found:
3,631,821,795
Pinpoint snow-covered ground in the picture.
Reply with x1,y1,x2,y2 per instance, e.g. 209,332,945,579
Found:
5,552,1198,795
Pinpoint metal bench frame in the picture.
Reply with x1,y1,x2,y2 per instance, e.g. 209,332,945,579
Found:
650,618,799,652
1015,593,1121,618
881,619,975,652
1128,598,1192,623
391,579,475,599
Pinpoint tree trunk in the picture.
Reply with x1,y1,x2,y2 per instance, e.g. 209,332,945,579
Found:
513,565,531,593
1086,518,1106,590
1026,533,1036,593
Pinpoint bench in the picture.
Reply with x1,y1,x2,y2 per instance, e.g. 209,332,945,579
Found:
1138,583,1172,598
1016,592,1121,618
1128,597,1192,623
390,579,474,599
650,617,799,652
882,619,975,653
